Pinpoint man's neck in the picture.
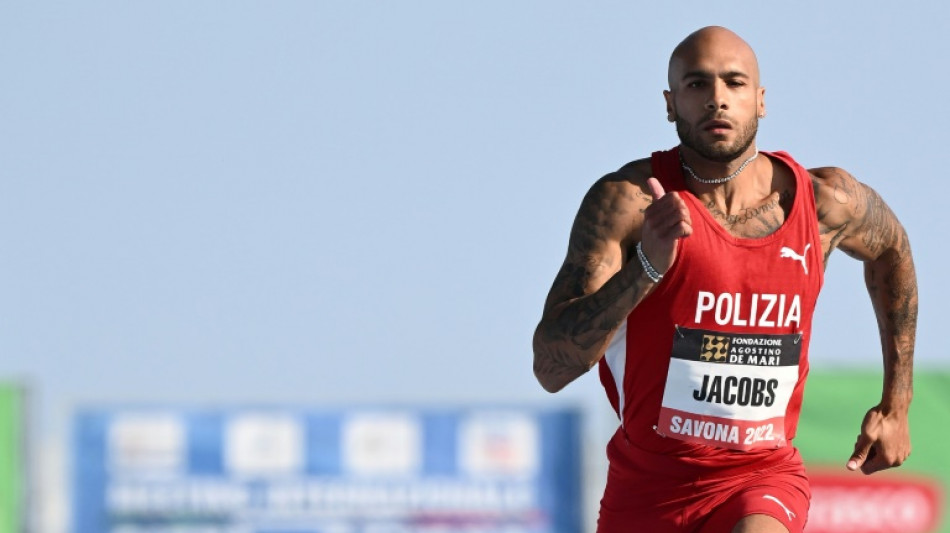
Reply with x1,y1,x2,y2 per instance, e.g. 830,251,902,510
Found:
679,145,775,215
679,145,760,185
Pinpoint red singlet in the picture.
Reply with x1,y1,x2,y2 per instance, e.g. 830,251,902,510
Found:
596,147,824,532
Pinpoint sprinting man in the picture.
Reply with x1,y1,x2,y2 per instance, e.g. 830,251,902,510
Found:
532,26,916,533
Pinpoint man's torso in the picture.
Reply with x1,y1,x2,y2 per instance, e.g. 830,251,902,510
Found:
598,147,824,471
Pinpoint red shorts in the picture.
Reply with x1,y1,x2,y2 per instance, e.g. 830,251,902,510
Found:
597,433,811,533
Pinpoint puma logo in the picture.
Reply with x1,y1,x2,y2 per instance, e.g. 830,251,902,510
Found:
763,494,796,521
779,244,810,274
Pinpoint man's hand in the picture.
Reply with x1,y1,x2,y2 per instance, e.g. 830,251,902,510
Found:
846,405,911,474
640,177,692,275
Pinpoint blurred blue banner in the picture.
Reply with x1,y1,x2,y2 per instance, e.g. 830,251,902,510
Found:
73,407,582,533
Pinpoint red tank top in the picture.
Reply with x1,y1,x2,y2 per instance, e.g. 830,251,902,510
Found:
598,147,823,470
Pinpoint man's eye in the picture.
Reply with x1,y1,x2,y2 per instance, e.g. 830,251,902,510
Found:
687,81,705,88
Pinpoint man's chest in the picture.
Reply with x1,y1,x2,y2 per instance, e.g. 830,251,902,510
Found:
700,189,794,240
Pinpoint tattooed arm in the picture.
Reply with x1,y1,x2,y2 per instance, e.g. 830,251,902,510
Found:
533,161,692,392
812,167,917,474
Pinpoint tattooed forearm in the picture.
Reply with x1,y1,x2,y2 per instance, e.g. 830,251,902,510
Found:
865,235,917,409
548,261,594,306
534,259,652,392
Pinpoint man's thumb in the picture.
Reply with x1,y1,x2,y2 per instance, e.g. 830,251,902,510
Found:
848,434,873,471
646,177,666,200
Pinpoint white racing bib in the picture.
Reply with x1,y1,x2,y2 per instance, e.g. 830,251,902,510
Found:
656,326,802,451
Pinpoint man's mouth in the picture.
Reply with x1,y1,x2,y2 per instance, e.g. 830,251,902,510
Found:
703,119,733,132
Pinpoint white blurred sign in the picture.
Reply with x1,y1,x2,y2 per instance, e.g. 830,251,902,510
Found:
342,412,421,477
225,413,304,476
108,413,185,473
806,472,942,533
460,411,539,478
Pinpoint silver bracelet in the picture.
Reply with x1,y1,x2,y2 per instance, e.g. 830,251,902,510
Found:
636,242,663,283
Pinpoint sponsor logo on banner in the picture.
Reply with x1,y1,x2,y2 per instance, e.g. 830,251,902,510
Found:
459,411,539,477
343,412,421,477
225,413,304,476
108,413,185,474
806,471,943,533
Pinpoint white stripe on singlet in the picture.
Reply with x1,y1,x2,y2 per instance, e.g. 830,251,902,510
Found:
604,321,628,425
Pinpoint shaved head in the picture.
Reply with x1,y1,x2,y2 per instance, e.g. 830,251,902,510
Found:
668,26,760,89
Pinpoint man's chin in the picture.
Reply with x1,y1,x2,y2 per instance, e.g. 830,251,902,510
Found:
678,126,755,163
694,144,744,163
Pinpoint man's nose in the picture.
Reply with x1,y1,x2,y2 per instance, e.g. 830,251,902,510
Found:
705,82,728,111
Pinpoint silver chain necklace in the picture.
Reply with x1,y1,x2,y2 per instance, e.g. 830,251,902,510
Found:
680,148,759,185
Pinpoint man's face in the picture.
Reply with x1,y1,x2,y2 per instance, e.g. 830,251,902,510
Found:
664,36,765,163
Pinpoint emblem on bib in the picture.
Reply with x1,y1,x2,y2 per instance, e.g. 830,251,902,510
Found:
657,327,803,451
700,335,730,362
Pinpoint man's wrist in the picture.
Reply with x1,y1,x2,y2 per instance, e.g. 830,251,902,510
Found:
880,395,912,415
636,242,663,283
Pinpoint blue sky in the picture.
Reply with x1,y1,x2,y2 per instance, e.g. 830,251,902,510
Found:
1,1,947,441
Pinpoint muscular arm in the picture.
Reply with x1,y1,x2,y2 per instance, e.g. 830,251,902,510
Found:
533,162,691,393
813,167,917,472
532,166,654,392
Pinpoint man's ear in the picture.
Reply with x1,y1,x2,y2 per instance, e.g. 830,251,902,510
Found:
664,90,675,122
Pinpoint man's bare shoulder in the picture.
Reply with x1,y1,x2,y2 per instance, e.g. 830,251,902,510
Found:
579,158,654,242
808,166,860,201
808,165,908,261
807,165,862,228
586,158,654,210
611,157,654,188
